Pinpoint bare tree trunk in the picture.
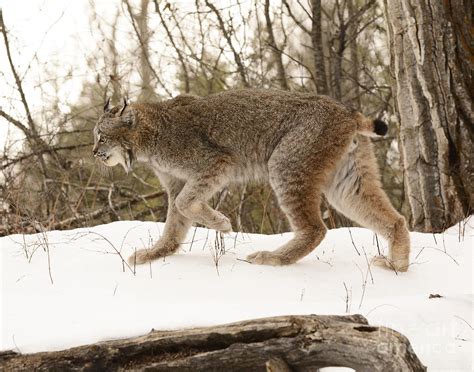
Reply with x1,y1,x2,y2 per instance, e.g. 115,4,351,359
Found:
0,315,426,371
310,0,329,94
108,9,122,103
125,0,171,97
384,0,473,232
347,0,360,110
264,0,289,90
136,0,154,101
332,1,347,101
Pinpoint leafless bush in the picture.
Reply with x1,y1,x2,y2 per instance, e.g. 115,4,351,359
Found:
1,1,405,237
210,232,226,275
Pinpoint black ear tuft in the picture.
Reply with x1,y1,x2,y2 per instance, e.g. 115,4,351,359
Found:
373,119,388,136
104,97,111,112
119,97,128,117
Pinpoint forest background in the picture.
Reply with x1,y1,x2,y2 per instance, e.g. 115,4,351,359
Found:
1,0,472,236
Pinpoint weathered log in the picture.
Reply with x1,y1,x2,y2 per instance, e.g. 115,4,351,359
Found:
0,314,426,371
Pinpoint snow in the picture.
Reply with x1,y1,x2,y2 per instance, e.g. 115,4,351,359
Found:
1,218,473,370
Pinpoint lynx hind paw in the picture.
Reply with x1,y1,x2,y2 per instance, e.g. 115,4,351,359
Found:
246,251,285,266
371,255,409,272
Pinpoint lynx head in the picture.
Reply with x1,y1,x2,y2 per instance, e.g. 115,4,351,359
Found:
93,98,136,173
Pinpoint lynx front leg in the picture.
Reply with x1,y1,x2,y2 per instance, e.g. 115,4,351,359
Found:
175,166,232,233
128,174,191,265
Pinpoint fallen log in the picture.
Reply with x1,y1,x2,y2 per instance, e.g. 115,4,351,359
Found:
0,314,426,371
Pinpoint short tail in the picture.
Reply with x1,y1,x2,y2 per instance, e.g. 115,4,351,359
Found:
355,112,388,137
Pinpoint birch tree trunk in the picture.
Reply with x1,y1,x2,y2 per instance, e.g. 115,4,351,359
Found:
384,0,473,232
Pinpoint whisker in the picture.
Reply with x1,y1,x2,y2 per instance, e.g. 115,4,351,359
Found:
96,160,112,178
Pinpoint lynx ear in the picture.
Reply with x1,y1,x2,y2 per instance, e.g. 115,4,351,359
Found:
104,97,111,113
119,97,128,116
102,109,135,131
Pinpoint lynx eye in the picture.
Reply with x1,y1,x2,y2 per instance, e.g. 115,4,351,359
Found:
98,136,107,144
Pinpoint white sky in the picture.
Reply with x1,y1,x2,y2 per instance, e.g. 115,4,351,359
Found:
0,0,132,151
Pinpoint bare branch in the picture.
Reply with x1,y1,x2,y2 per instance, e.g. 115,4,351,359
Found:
0,10,35,131
0,110,34,138
153,0,190,93
1,143,93,170
282,0,311,35
205,0,249,87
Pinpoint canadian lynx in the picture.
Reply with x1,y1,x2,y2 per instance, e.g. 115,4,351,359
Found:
93,89,410,271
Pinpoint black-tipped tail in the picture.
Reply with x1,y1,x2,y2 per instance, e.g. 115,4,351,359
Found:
373,119,388,136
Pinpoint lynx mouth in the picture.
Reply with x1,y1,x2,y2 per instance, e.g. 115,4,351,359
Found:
101,153,118,167
100,155,111,164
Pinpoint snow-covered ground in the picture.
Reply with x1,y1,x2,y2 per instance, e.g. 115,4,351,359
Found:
1,218,472,370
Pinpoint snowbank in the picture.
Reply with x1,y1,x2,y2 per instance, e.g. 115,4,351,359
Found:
1,218,472,370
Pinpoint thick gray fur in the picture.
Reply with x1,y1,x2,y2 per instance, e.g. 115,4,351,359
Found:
93,89,410,271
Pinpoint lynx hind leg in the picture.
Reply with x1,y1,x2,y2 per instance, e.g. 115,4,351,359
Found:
128,174,192,265
325,137,410,272
369,216,410,272
247,154,331,266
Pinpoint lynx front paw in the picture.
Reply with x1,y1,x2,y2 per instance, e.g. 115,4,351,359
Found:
212,216,232,234
128,249,155,265
246,251,285,266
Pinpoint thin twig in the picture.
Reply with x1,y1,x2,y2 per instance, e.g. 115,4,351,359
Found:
348,228,361,255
